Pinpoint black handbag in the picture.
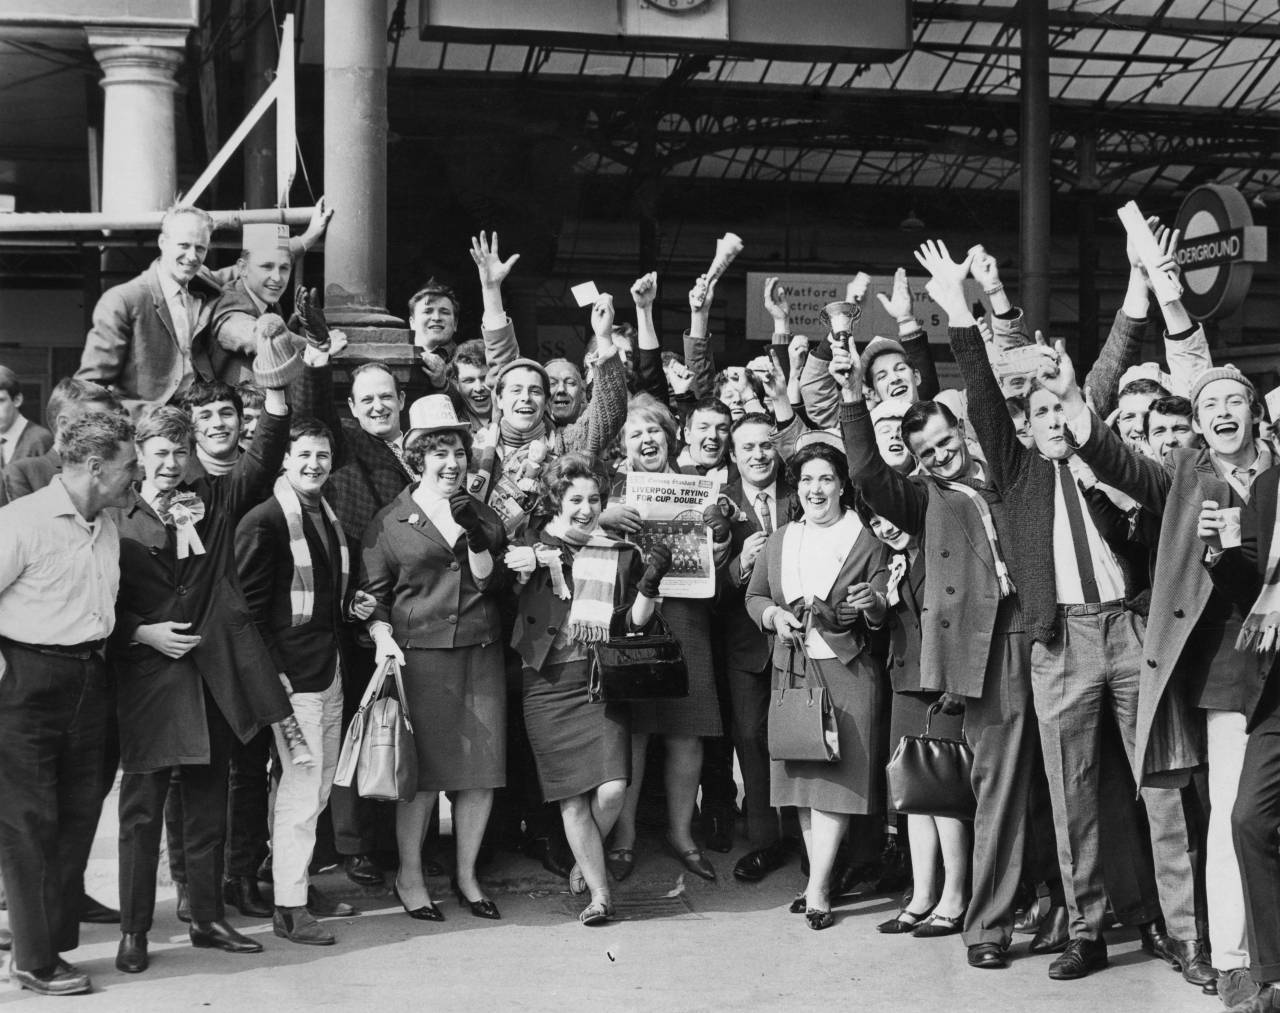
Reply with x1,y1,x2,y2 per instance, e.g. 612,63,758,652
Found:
885,701,975,820
587,609,689,702
767,643,840,763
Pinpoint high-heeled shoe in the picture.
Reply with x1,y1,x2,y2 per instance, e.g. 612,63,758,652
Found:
663,836,716,881
392,879,444,922
451,878,501,920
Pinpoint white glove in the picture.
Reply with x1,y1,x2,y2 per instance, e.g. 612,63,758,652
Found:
371,624,405,667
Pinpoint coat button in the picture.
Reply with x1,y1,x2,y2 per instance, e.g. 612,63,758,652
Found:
940,619,950,628
1146,659,1157,668
547,625,558,635
1173,608,1185,618
148,546,159,556
896,659,905,667
940,550,950,558
526,616,536,625
176,585,187,596
446,614,457,624
945,586,955,595
449,562,460,572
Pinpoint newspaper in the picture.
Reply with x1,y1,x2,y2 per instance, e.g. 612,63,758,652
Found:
624,472,719,599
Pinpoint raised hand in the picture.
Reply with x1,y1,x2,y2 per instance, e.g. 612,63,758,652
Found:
846,272,871,305
294,285,330,349
591,292,616,338
875,267,913,322
470,230,520,289
666,360,695,396
449,490,493,553
1126,215,1162,271
914,239,974,323
631,271,658,310
764,276,790,322
969,247,1002,291
300,195,333,249
689,273,717,313
788,334,810,374
1031,333,1080,405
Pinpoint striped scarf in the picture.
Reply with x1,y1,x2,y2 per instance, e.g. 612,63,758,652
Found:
1239,506,1280,657
542,521,628,644
935,476,1015,598
274,476,350,627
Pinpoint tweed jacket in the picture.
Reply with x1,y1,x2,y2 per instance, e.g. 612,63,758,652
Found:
1072,410,1264,784
207,275,279,386
76,261,222,410
236,494,352,695
108,409,293,773
948,311,1145,645
744,514,889,677
360,487,508,650
841,399,1022,698
1206,466,1280,730
721,476,799,673
295,362,414,546
0,424,53,506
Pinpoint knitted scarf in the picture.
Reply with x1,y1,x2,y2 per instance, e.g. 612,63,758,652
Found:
540,520,629,644
273,475,349,627
1238,511,1280,656
934,476,1016,597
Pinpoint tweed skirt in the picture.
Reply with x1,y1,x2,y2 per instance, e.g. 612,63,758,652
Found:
629,598,724,739
402,642,506,792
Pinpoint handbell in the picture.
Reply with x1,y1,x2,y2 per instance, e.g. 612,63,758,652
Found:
820,300,861,341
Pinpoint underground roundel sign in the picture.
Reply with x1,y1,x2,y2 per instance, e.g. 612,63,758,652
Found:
1173,184,1267,321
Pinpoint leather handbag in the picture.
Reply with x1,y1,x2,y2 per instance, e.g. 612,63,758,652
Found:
767,643,840,763
587,609,688,702
885,701,975,820
334,657,418,802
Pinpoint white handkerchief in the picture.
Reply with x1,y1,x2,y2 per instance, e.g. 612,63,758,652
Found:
571,281,600,308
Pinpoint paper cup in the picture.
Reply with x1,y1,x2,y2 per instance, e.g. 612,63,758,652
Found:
1220,507,1242,549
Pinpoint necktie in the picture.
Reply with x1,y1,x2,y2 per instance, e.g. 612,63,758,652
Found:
0,434,7,468
755,491,773,535
1057,459,1100,604
387,439,412,478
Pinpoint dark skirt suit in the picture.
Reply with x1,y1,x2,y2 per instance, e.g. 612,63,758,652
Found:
745,515,890,816
882,551,964,769
360,488,509,792
510,535,646,801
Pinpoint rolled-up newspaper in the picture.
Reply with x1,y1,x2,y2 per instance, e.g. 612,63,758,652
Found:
691,233,744,309
1117,202,1183,306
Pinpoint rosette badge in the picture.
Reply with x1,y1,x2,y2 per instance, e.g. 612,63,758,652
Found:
166,492,207,559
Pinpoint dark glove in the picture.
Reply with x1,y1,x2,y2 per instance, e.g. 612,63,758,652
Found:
449,490,492,552
702,500,732,543
637,543,673,598
937,692,966,716
295,285,330,350
835,601,859,627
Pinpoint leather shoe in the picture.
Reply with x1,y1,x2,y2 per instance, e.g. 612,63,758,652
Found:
663,836,716,881
451,879,501,920
1224,983,1280,1012
10,960,91,996
189,919,264,954
967,943,1008,969
1138,919,1175,965
115,932,148,973
175,883,191,923
274,906,335,946
307,886,357,918
1219,967,1261,1008
81,893,120,924
701,811,735,854
0,928,10,951
522,834,574,879
1029,904,1069,955
733,842,787,883
1166,937,1217,990
343,854,384,888
912,909,965,938
223,876,272,919
1047,937,1109,980
605,847,635,882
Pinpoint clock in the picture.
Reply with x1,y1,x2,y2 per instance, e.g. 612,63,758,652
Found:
640,0,712,12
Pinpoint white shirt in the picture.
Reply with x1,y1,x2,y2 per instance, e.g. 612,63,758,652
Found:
741,478,778,532
1052,461,1127,605
412,483,464,545
157,270,200,389
0,415,27,467
0,476,119,645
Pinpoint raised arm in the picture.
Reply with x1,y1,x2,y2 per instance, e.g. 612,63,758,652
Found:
630,271,669,403
684,274,718,399
471,231,521,372
561,301,629,456
878,268,941,400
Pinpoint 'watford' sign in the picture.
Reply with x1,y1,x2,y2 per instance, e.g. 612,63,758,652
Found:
1173,184,1267,321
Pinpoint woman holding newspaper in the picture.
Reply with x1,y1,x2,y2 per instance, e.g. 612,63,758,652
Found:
745,441,890,930
360,395,509,923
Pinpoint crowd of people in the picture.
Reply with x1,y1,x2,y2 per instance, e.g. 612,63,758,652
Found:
1,197,1279,1013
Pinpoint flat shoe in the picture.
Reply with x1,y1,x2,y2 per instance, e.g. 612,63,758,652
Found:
913,910,966,938
663,837,716,881
789,893,807,914
877,905,935,934
605,847,635,882
805,908,834,931
579,901,612,926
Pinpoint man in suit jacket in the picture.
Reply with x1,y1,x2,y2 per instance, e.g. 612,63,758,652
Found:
1068,361,1268,993
936,242,1202,984
109,327,299,974
721,412,798,882
0,366,52,480
75,205,222,412
236,416,362,946
839,352,1038,972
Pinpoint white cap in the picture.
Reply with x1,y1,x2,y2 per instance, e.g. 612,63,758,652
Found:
404,394,469,441
242,222,290,255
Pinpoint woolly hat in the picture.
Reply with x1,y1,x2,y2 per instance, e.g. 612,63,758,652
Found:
493,357,550,393
870,397,913,425
860,336,909,375
1189,365,1256,409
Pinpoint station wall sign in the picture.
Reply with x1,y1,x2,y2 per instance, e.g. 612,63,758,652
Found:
1173,184,1267,321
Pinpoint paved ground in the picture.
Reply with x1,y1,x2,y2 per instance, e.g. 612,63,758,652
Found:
3,783,1216,1012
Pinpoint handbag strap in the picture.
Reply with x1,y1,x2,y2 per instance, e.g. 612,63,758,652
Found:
785,636,827,692
383,658,415,735
924,699,967,741
355,656,394,712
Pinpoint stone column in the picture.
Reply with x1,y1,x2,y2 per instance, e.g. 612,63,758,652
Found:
87,28,188,214
323,0,404,330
